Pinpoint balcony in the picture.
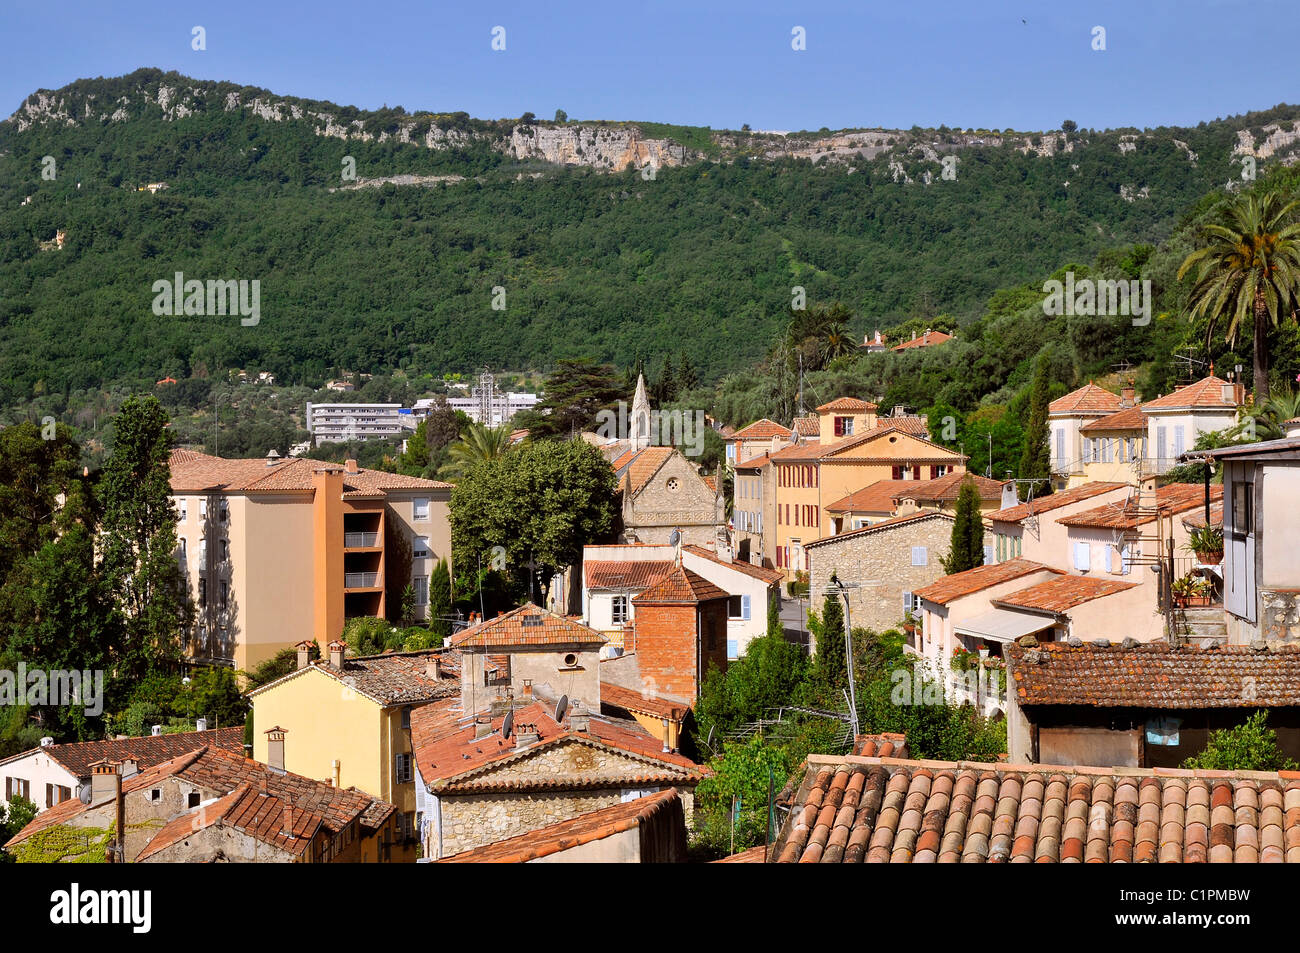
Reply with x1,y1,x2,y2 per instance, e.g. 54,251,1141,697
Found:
344,531,379,548
344,571,380,589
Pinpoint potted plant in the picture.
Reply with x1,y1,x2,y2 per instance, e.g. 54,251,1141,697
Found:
1171,574,1199,607
1185,524,1224,566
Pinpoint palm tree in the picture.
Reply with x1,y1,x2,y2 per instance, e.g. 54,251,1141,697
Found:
1233,387,1300,442
442,423,512,478
820,321,856,364
1178,190,1300,404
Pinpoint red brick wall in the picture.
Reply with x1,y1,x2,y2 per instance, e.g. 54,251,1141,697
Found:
634,600,729,700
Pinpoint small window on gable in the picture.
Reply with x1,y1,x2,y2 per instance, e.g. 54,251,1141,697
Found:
413,498,430,520
188,791,200,808
666,477,680,492
911,546,928,567
151,789,162,802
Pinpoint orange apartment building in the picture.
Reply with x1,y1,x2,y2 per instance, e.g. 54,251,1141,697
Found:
763,399,967,577
169,450,452,671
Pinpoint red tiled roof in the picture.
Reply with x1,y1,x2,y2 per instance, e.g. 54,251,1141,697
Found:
1079,404,1148,433
1006,639,1300,708
816,397,878,413
169,450,451,493
682,544,783,583
735,453,773,469
1183,502,1224,529
715,844,769,862
804,510,953,550
792,416,820,437
994,575,1138,613
246,647,458,706
410,700,703,792
854,733,908,758
911,558,1062,606
825,479,913,514
987,482,1127,524
136,783,325,861
892,471,1006,503
731,418,792,440
1057,484,1223,530
773,753,1300,862
8,745,392,849
0,727,244,777
1048,382,1123,415
769,426,963,464
450,603,606,648
438,788,684,863
622,446,676,495
599,683,690,722
584,560,675,591
879,416,930,437
891,329,953,351
1143,375,1238,410
632,566,730,605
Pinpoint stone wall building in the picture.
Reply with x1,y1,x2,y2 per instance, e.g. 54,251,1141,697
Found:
805,511,969,638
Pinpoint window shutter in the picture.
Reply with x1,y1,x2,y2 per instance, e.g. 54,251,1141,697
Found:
902,591,913,615
1074,541,1091,571
911,546,928,566
742,595,751,620
983,545,993,566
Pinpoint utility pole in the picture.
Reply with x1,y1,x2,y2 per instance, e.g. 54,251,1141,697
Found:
828,572,862,740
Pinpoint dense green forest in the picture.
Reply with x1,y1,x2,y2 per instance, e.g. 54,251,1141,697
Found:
5,69,1300,436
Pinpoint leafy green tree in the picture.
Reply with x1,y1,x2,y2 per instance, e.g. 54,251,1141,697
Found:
766,590,782,639
1018,356,1053,495
692,736,792,856
246,644,318,689
676,351,699,393
450,439,617,601
180,666,247,727
554,109,568,123
424,394,461,449
0,795,37,862
942,476,985,574
526,359,624,439
427,557,453,638
1181,710,1299,771
695,631,808,741
1179,190,1300,403
653,354,677,404
98,395,193,679
342,617,403,656
0,422,86,574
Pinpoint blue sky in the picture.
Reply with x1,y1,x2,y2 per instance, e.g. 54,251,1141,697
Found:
2,0,1297,132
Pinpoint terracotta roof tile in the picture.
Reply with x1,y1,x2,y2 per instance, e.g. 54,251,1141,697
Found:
826,479,914,514
247,647,458,706
682,544,783,583
891,330,953,351
136,783,326,861
438,788,684,862
816,397,879,413
988,482,1128,524
994,575,1138,613
599,683,690,722
773,753,1300,863
410,700,703,791
0,726,244,777
632,566,730,605
449,603,607,648
621,446,676,496
1048,383,1124,415
1143,376,1239,410
731,419,792,440
169,450,450,493
1057,484,1222,530
792,416,820,437
584,560,675,591
1079,404,1148,433
770,426,963,464
804,510,954,549
854,733,909,758
911,558,1062,606
1006,640,1300,708
892,471,1006,503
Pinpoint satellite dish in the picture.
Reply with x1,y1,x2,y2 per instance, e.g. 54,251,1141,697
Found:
554,694,569,723
502,710,514,739
668,529,681,547
78,785,92,804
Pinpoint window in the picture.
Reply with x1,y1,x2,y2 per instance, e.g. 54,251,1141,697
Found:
666,477,680,492
413,575,429,606
902,591,921,615
1073,541,1091,571
199,578,207,608
612,595,630,625
892,465,903,480
178,499,187,521
220,581,229,609
727,638,739,660
1232,480,1253,535
413,536,430,559
983,545,993,566
150,789,162,802
413,498,430,520
56,785,70,805
401,707,411,730
200,499,208,519
219,538,229,562
1110,544,1131,575
395,753,412,784
188,792,200,808
6,777,29,801
834,416,853,437
218,500,229,523
911,546,928,567
728,595,751,620
178,537,187,559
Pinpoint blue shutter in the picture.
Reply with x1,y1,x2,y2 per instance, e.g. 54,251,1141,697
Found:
741,595,751,620
902,591,913,615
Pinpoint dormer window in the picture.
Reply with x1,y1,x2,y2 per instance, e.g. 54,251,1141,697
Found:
834,416,854,437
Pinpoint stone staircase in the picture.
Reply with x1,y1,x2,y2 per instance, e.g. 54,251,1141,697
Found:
1171,606,1228,644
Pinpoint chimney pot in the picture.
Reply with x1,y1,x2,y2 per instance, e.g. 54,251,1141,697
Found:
195,717,208,733
328,640,345,669
283,805,294,836
151,725,162,736
344,458,359,474
296,640,312,669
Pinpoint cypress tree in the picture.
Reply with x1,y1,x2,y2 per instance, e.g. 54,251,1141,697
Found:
1019,356,1053,496
943,476,986,574
814,592,846,688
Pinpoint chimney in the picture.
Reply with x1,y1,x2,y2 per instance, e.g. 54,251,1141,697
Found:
874,329,881,345
282,805,294,837
120,757,139,779
514,722,540,749
39,736,53,747
1000,482,1019,511
195,717,208,733
265,727,286,771
1121,380,1136,406
90,761,120,805
151,725,162,736
569,704,589,733
662,718,672,753
911,330,917,340
425,656,442,681
522,678,533,699
474,715,494,740
344,458,359,474
296,640,313,670
328,639,345,669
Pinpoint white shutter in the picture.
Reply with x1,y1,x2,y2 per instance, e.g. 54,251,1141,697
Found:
911,546,928,566
1073,541,1091,571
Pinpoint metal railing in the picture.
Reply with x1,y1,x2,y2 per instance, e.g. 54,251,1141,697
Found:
344,531,379,548
344,571,380,588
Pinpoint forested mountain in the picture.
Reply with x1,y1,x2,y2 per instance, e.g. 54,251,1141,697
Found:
3,68,1300,424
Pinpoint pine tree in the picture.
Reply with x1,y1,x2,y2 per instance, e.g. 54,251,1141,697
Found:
654,355,676,404
942,476,986,574
1019,356,1053,496
813,593,846,688
677,351,699,393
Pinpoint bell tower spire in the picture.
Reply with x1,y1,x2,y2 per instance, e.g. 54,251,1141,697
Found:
631,372,652,451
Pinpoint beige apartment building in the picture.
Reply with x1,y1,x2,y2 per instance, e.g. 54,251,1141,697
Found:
169,450,451,671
